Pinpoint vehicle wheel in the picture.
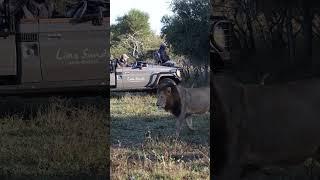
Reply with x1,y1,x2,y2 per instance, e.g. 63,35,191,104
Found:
158,78,176,88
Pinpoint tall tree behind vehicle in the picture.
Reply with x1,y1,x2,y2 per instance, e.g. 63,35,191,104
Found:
161,0,210,83
161,0,210,66
111,9,162,61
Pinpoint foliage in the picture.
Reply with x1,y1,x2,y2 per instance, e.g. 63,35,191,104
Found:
161,0,210,65
113,9,151,36
212,0,320,77
111,9,162,62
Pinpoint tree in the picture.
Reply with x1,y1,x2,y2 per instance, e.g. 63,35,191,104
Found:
213,0,320,68
161,0,210,66
114,9,151,36
111,9,161,60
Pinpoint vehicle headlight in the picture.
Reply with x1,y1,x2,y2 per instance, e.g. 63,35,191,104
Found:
176,69,181,77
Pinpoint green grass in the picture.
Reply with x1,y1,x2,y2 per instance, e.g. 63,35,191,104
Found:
110,93,210,180
0,97,109,177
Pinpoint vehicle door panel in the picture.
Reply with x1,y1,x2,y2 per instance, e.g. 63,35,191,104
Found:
0,14,16,77
115,67,123,89
18,21,42,83
121,66,149,89
110,61,116,87
38,18,108,82
0,34,16,76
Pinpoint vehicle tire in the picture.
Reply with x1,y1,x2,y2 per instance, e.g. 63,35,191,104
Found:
158,78,176,88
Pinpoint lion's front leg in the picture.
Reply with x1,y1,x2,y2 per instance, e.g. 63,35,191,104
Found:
175,116,184,137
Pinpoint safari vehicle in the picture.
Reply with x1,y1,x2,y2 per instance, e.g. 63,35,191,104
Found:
0,0,109,95
110,60,182,91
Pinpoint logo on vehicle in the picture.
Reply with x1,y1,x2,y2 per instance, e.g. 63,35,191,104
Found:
127,77,145,82
56,48,107,64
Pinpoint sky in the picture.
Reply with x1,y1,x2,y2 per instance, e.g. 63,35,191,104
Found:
110,0,173,35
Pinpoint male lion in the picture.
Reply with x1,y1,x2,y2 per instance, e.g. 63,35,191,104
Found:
213,74,320,180
156,80,210,136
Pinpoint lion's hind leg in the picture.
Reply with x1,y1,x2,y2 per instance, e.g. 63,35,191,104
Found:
186,116,197,131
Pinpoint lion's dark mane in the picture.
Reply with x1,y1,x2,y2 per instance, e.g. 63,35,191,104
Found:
158,82,181,117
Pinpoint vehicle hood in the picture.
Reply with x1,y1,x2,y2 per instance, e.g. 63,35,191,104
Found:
142,64,179,73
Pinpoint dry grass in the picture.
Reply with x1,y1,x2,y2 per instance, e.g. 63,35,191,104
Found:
0,97,109,177
110,94,210,179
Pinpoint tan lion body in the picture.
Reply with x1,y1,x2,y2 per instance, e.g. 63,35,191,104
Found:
213,75,320,179
156,82,210,136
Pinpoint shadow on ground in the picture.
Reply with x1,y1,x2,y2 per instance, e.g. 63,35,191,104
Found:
111,114,210,147
0,96,107,118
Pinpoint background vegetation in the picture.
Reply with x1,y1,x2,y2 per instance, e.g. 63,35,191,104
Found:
111,9,162,62
212,0,320,83
111,0,211,85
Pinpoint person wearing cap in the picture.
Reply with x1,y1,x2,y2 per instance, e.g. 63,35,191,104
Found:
118,54,129,67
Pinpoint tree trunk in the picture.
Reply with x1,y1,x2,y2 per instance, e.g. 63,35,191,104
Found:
245,8,256,53
286,8,295,66
302,5,313,69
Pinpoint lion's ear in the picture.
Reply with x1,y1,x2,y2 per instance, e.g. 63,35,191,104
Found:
167,87,171,94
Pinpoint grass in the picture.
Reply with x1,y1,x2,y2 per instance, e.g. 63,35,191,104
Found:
0,97,109,177
0,92,210,178
110,93,210,180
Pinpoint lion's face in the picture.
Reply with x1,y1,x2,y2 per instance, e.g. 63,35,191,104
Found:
156,87,172,109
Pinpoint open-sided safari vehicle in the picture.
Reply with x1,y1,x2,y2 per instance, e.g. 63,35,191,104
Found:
110,59,182,91
0,0,109,95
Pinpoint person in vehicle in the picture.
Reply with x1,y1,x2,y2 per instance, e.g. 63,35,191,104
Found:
118,54,129,67
157,43,170,64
